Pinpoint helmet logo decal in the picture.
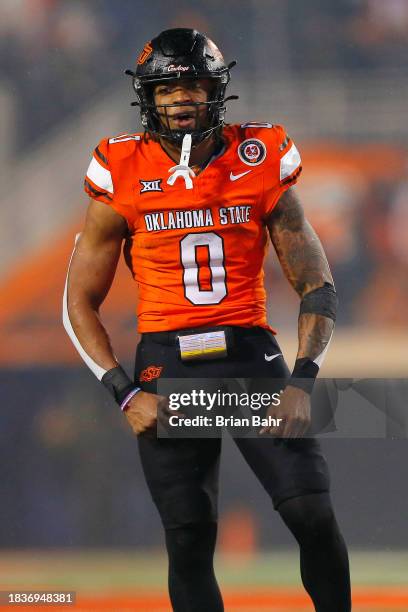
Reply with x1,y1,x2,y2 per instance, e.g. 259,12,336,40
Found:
137,41,153,65
167,64,190,72
238,138,267,166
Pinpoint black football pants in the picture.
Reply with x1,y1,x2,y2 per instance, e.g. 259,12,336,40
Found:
134,326,350,611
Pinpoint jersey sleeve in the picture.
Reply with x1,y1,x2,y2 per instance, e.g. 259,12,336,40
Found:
84,139,114,205
262,125,302,218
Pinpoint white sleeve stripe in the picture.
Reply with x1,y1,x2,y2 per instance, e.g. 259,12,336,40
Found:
62,234,108,381
109,135,141,143
313,331,333,368
280,143,301,181
86,157,114,194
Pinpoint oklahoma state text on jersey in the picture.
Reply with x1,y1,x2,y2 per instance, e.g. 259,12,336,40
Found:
84,123,302,333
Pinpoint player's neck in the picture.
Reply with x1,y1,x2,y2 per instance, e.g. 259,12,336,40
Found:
159,134,219,173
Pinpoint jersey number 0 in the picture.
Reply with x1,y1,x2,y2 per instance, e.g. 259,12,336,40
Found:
180,232,227,305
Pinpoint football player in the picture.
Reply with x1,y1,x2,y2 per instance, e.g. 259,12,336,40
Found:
63,28,351,611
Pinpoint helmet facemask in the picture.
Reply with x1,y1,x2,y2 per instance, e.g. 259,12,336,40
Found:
133,73,231,146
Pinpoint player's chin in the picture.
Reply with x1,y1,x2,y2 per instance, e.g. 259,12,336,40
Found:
170,118,197,131
166,113,208,133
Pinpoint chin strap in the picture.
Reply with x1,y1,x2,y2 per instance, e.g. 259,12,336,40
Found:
167,133,195,190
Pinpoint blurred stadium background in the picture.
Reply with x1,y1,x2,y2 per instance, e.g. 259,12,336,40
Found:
1,1,407,610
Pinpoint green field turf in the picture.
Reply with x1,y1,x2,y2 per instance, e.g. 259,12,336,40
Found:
0,550,407,611
1,549,407,590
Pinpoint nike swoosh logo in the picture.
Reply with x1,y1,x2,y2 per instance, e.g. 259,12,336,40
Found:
230,170,252,181
264,353,282,362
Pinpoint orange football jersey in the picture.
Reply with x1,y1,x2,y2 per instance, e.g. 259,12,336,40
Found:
84,123,302,333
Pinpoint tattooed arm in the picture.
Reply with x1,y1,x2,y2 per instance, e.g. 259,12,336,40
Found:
267,186,334,362
262,187,335,437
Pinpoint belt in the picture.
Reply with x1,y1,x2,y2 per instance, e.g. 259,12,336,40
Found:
141,325,267,346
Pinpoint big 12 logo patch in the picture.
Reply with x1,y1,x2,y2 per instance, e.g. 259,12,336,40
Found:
139,179,163,194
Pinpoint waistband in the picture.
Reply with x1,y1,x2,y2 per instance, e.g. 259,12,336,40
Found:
141,325,271,346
